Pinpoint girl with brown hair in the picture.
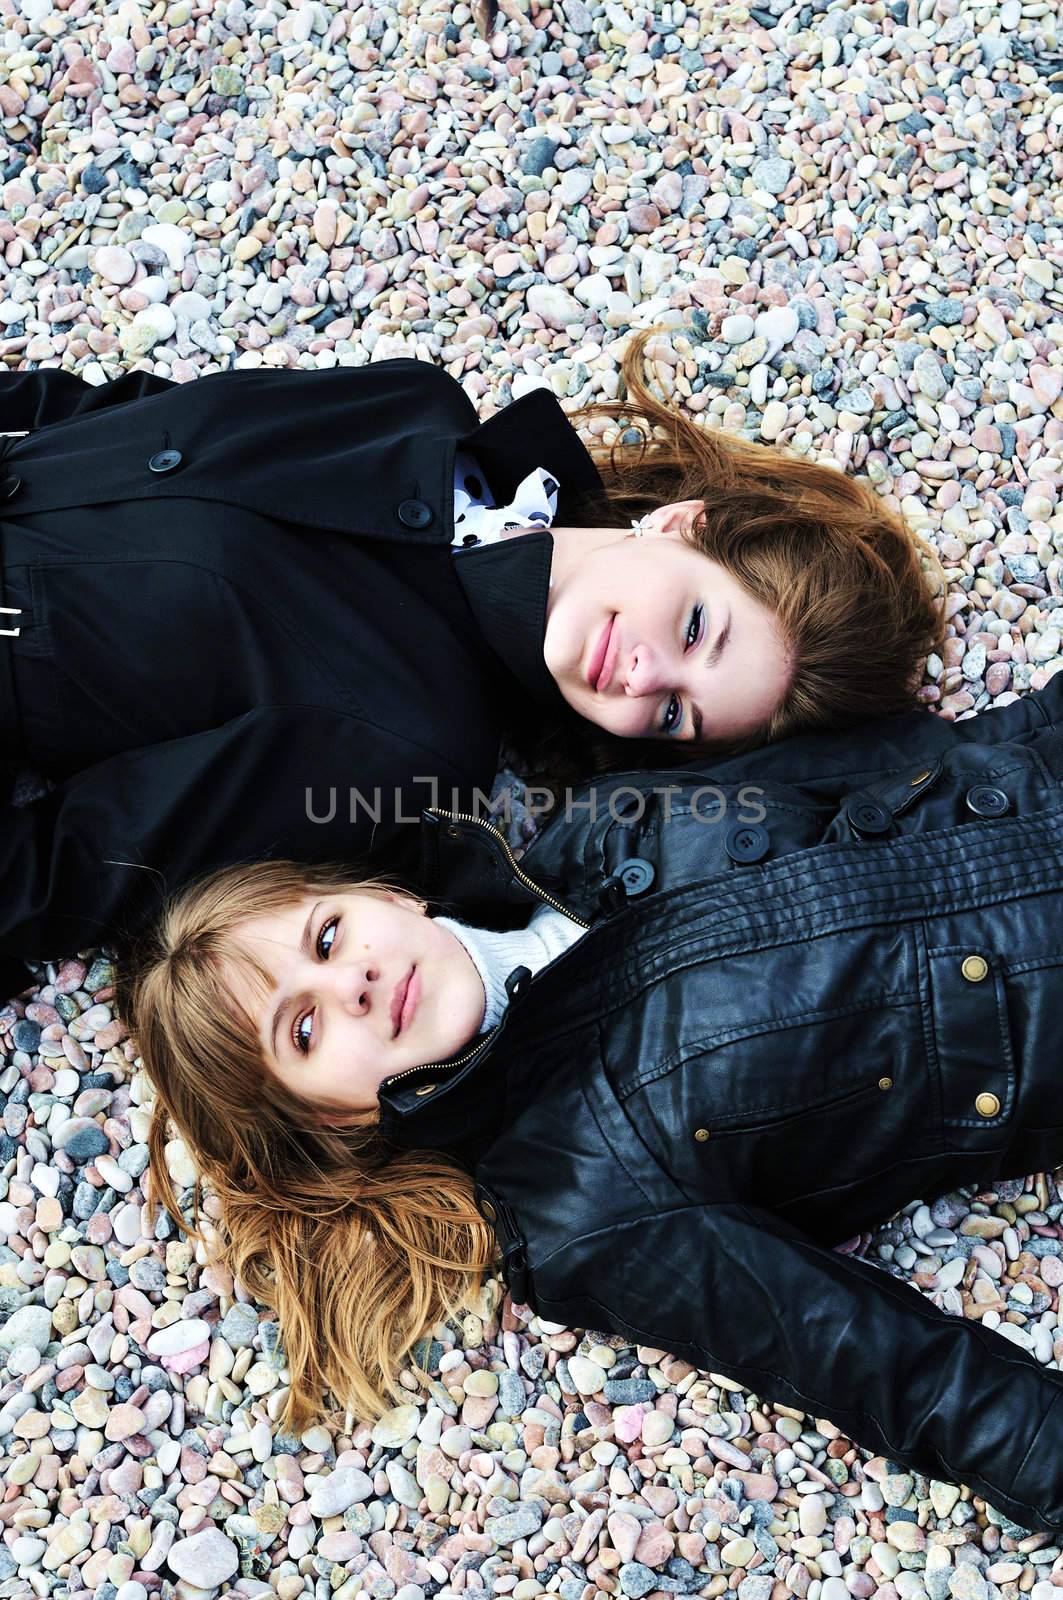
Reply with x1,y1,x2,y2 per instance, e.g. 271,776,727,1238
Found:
115,676,1063,1536
0,320,944,988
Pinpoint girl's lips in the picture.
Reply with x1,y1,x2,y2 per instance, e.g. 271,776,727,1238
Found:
586,614,616,692
395,966,420,1036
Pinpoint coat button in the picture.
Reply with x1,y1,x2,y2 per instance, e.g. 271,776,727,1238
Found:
505,965,532,1001
965,784,1010,818
975,1092,1001,1118
0,475,21,500
147,449,183,473
397,498,433,529
694,1128,710,1141
962,954,989,982
616,857,656,896
724,823,770,864
414,1083,436,1096
878,1077,892,1090
845,798,892,836
480,1198,497,1222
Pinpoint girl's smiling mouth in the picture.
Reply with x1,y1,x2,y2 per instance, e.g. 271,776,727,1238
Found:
586,614,616,692
392,966,419,1037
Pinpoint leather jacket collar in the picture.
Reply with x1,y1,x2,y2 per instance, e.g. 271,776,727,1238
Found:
375,805,594,1153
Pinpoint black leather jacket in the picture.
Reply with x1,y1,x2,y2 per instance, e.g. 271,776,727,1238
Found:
378,679,1063,1533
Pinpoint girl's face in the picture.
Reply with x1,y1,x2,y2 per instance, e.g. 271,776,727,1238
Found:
224,891,486,1114
543,502,793,743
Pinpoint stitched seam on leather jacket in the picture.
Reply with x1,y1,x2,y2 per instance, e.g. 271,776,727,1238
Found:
1012,1388,1063,1488
577,1054,658,1211
1001,949,1063,975
510,833,1055,1045
619,990,919,1100
612,819,1059,956
773,1150,946,1212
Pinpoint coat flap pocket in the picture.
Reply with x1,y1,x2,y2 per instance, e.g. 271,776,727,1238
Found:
925,940,1015,1149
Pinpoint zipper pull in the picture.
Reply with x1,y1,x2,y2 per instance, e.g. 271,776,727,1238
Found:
504,965,532,1002
597,875,628,917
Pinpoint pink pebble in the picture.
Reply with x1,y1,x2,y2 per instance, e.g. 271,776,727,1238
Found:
159,1340,209,1374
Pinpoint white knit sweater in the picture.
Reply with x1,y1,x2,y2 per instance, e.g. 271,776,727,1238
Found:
432,904,586,1033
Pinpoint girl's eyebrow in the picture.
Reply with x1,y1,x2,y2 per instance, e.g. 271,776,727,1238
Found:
690,608,732,740
269,900,322,1057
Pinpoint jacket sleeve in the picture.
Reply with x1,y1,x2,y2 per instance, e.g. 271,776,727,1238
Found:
696,673,1063,794
0,702,479,972
0,366,177,433
532,1201,1063,1534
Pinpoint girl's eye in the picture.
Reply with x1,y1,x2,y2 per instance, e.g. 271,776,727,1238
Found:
292,915,340,1055
660,605,704,735
661,693,682,735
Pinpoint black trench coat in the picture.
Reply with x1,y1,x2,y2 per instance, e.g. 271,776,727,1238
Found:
0,359,602,986
376,674,1063,1534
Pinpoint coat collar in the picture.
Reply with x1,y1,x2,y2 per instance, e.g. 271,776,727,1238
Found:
450,386,606,715
450,532,565,714
375,808,595,1153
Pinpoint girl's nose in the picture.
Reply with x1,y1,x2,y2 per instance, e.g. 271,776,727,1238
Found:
623,642,665,697
325,960,377,1014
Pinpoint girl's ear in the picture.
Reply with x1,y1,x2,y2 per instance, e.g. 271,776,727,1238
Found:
384,890,428,914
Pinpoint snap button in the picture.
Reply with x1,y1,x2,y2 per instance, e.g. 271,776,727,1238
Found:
597,875,628,916
414,1083,436,1096
965,784,1010,819
505,965,532,1001
962,954,989,982
481,1199,497,1223
147,448,183,473
397,498,433,529
975,1092,1001,1118
878,1077,892,1090
845,798,892,836
616,857,655,896
910,770,932,786
724,822,770,864
0,475,21,500
694,1127,710,1142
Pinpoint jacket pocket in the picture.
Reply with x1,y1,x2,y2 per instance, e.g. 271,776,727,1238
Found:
607,925,940,1209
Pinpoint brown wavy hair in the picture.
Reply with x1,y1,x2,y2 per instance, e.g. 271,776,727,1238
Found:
504,319,947,794
113,857,501,1441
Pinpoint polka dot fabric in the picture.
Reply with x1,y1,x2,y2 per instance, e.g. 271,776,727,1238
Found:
452,448,560,558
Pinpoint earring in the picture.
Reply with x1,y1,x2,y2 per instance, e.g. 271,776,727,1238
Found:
629,515,653,539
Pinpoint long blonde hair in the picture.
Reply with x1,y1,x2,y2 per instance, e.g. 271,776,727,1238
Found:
504,319,947,790
113,857,499,1438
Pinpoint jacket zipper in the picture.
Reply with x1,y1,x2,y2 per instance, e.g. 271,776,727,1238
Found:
380,806,592,1091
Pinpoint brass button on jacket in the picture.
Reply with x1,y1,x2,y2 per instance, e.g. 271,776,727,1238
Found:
962,955,989,982
975,1092,1001,1118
